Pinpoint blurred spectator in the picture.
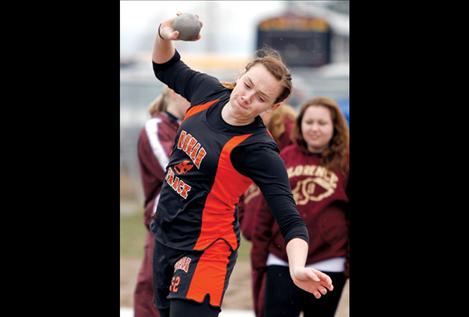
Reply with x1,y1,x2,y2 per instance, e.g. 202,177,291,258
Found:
251,96,349,317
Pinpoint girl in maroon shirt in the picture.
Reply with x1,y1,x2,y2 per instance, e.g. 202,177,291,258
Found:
251,97,349,317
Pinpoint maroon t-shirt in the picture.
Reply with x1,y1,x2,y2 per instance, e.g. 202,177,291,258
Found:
251,143,349,268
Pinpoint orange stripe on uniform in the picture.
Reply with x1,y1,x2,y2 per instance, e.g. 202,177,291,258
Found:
183,99,219,121
194,134,253,251
186,240,231,307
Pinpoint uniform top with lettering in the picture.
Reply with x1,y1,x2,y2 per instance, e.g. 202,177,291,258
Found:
152,50,308,251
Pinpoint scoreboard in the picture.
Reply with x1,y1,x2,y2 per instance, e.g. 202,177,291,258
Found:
256,14,331,68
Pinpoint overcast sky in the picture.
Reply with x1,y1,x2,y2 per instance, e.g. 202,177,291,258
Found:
120,1,291,57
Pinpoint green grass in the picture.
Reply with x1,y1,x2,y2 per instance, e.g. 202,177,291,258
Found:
120,210,252,262
237,236,252,262
120,211,147,259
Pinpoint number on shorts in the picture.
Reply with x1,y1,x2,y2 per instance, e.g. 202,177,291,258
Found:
169,276,181,293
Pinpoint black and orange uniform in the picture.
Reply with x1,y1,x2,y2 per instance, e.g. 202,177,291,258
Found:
150,50,308,312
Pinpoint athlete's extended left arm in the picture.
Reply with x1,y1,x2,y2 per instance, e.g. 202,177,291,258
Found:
286,238,334,299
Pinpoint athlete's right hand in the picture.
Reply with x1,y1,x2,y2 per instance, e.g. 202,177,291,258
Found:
159,13,203,41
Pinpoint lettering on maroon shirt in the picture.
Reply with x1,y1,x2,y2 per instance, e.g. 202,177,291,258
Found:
287,164,338,204
244,183,261,204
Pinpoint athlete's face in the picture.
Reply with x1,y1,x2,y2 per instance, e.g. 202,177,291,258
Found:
301,105,334,153
230,64,282,119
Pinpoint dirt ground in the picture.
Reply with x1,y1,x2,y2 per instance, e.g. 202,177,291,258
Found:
121,258,349,316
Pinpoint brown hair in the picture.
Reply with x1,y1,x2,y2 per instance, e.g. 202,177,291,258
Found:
220,47,292,104
292,97,349,174
148,86,171,116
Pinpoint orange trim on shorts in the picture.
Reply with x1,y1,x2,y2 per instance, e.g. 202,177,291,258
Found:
186,240,232,307
194,134,253,251
183,99,219,121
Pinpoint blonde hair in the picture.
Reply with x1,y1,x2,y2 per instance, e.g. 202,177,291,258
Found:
220,81,236,90
267,104,296,143
148,86,171,116
220,47,292,104
292,97,349,174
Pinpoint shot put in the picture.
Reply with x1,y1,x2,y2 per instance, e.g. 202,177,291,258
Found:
172,13,202,40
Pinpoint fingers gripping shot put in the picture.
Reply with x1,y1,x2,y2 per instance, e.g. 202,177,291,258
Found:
151,12,334,317
171,13,202,40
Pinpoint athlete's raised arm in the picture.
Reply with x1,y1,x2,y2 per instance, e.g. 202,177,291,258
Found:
152,13,202,64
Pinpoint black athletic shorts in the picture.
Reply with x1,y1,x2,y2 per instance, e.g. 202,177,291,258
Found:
153,238,237,310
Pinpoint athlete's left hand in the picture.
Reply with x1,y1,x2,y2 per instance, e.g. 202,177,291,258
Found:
290,266,334,299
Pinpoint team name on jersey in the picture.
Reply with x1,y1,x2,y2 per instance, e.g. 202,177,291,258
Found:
165,167,191,199
174,256,192,273
177,130,207,169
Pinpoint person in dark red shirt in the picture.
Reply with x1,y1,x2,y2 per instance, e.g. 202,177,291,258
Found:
237,104,296,317
151,13,334,317
251,97,350,317
134,86,190,317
